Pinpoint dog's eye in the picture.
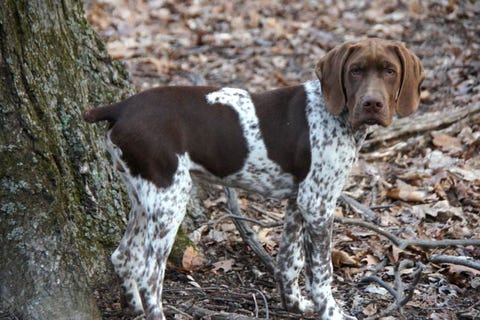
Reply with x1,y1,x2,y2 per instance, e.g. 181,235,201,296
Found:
350,68,362,77
384,68,396,76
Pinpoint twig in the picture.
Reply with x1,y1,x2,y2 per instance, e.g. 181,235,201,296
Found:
360,275,398,298
334,217,480,250
250,203,284,221
360,261,423,316
243,287,270,320
430,254,480,271
165,286,270,319
339,194,376,221
390,262,423,312
252,293,259,318
185,304,264,320
165,304,193,319
224,187,276,274
213,214,282,228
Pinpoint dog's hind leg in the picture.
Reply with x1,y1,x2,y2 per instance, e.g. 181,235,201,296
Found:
108,131,146,314
132,154,193,320
111,195,146,314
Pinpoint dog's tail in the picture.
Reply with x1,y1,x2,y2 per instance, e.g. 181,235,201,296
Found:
82,102,122,124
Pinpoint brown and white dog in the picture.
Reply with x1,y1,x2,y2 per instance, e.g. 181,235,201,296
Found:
83,38,424,320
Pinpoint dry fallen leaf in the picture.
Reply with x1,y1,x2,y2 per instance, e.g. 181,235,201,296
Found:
106,40,136,59
448,166,480,182
364,284,388,296
211,259,235,273
362,302,378,316
362,254,380,266
332,249,358,267
387,180,430,202
182,246,205,271
445,263,480,288
431,132,462,154
256,227,277,253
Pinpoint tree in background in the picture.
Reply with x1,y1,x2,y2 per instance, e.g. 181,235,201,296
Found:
0,0,133,318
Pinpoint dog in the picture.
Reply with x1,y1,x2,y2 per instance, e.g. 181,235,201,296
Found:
83,38,424,320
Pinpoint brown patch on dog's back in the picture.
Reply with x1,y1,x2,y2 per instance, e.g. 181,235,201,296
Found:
252,85,311,182
109,86,249,188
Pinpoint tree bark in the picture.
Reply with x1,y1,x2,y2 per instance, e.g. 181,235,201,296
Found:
0,0,133,319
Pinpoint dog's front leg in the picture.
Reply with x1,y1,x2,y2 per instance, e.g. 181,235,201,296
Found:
276,199,314,314
298,199,357,320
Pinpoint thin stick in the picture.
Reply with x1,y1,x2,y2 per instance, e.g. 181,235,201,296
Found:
213,214,282,228
224,187,276,274
361,262,423,316
242,287,270,320
252,293,259,318
335,217,480,250
430,254,480,271
360,275,399,298
339,194,376,221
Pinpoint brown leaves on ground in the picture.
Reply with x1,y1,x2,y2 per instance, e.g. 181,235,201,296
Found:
84,0,480,319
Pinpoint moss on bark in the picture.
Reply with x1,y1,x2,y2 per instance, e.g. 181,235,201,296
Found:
0,0,133,318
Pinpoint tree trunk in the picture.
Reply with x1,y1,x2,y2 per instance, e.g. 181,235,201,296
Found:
0,0,133,319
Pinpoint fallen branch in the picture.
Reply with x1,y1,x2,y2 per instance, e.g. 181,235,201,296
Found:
224,187,276,274
360,261,423,316
339,194,377,221
181,304,264,320
363,103,480,148
430,254,480,271
334,216,480,250
221,194,480,270
213,214,282,228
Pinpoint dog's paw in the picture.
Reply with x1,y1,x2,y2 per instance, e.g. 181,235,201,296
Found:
321,305,357,320
298,298,315,316
283,295,315,315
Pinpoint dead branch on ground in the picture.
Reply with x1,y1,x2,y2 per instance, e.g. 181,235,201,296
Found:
213,214,282,228
430,254,480,271
224,187,276,274
363,103,480,149
360,260,423,316
334,216,480,250
339,194,377,221
168,304,265,320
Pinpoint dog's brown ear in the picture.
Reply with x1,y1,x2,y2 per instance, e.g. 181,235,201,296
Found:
315,41,356,115
393,43,425,117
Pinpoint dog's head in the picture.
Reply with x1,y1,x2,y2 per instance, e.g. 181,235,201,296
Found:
315,38,425,129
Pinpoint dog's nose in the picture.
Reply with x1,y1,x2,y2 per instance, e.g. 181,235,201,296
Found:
361,96,384,110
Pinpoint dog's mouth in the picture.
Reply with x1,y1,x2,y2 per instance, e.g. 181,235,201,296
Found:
363,118,381,125
350,104,392,129
350,113,391,129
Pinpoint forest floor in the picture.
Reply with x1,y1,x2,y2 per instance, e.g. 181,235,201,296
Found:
84,1,479,319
